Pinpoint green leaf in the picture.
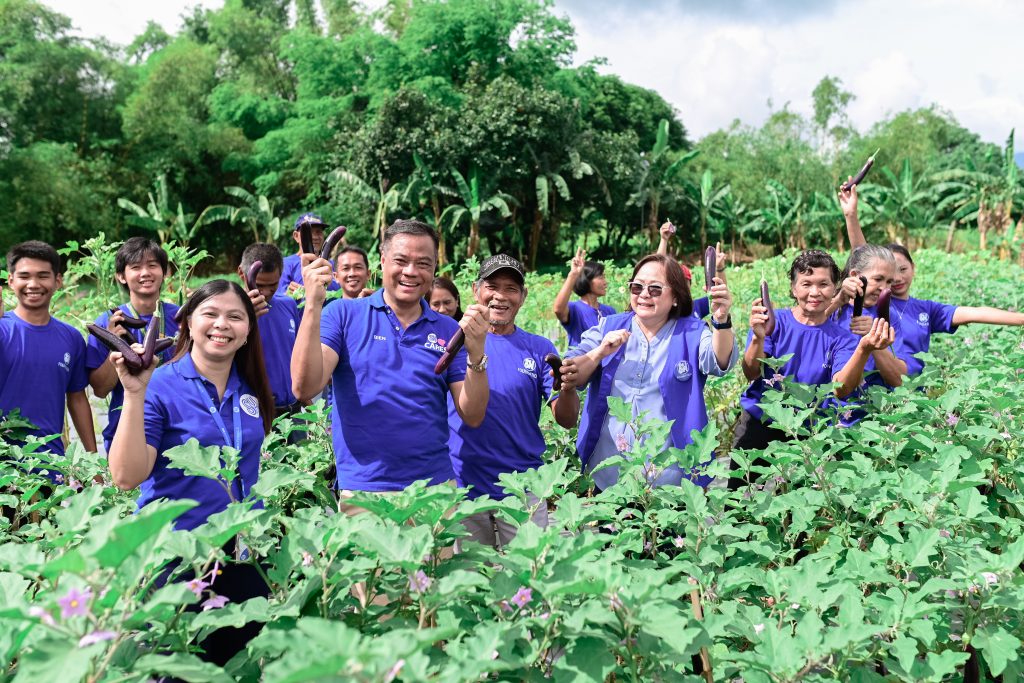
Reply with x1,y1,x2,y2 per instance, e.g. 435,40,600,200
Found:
133,653,233,683
973,626,1020,675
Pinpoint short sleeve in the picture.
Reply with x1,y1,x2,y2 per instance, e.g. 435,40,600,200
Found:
698,325,738,377
540,338,558,400
929,300,958,335
319,300,346,355
142,384,168,451
565,317,607,359
830,331,860,378
67,332,89,393
85,311,113,371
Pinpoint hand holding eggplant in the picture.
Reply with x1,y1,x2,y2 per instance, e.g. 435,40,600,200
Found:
299,253,334,307
544,353,563,391
749,298,771,341
458,303,490,361
109,341,157,395
659,221,676,241
759,279,775,335
708,276,733,323
558,356,583,391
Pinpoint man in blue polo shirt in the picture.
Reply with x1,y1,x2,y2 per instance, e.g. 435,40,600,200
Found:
237,243,303,422
1,241,96,463
291,219,490,501
87,237,180,453
449,254,558,548
277,213,341,297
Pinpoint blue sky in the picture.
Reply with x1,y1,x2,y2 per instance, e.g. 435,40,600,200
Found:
45,0,1022,148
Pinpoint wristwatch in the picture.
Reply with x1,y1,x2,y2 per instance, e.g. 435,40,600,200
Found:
710,315,732,330
467,354,489,372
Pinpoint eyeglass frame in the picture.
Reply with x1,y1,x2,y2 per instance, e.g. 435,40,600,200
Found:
626,281,665,297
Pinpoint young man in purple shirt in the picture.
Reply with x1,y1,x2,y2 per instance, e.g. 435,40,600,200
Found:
448,254,559,548
291,219,490,504
1,241,96,463
86,237,180,453
277,213,341,297
237,243,303,419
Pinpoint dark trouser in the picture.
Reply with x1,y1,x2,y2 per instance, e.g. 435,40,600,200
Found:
727,410,789,491
274,403,306,444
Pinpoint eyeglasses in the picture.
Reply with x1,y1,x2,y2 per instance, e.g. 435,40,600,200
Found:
627,281,664,297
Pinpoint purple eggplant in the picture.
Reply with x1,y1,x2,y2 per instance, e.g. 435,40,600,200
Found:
704,246,717,291
852,276,868,317
109,308,148,329
139,315,160,368
840,149,880,192
246,260,263,291
760,280,776,336
544,353,563,391
433,328,466,375
88,324,144,371
875,289,892,323
299,222,315,255
320,226,347,260
153,337,175,355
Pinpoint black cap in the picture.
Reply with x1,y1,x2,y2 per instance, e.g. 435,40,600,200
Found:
478,253,525,285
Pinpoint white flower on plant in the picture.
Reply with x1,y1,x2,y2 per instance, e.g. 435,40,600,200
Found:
981,572,998,586
753,623,765,635
78,630,116,648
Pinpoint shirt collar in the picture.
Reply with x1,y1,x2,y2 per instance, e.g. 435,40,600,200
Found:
175,351,241,391
368,288,437,322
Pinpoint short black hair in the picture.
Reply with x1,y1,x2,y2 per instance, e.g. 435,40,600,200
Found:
6,240,60,275
887,243,913,265
240,243,284,274
381,219,439,255
788,250,840,285
115,237,169,292
337,245,369,269
573,261,605,297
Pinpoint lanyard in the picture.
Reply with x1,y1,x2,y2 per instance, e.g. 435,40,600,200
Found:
124,301,168,340
190,378,243,452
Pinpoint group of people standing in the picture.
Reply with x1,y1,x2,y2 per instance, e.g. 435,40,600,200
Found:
3,189,1023,662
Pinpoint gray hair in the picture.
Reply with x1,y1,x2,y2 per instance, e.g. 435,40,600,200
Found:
842,244,895,278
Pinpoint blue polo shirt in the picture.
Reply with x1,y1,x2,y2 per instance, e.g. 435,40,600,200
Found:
448,328,557,499
833,303,906,389
562,299,616,349
889,297,958,375
693,296,711,320
86,302,181,452
139,353,265,531
257,295,302,407
0,312,88,456
277,254,340,297
320,290,467,491
740,308,859,420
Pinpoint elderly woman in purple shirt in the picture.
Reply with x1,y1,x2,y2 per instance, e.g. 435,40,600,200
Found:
554,254,739,490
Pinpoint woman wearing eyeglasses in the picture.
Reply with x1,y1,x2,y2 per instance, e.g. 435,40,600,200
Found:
553,254,738,490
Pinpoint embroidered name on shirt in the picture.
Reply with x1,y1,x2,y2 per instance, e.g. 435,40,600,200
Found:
58,352,71,372
373,335,387,341
518,357,538,379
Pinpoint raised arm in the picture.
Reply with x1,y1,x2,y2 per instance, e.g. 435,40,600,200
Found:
657,221,675,256
291,254,340,401
951,306,1024,327
741,298,768,382
107,353,158,490
838,182,867,249
553,248,586,324
708,276,736,370
88,310,130,398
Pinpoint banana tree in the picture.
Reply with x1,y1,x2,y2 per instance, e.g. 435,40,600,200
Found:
223,186,285,244
682,169,731,248
440,166,513,260
758,180,803,253
402,153,456,266
627,118,699,246
328,169,403,244
871,159,935,244
530,172,570,270
117,174,232,248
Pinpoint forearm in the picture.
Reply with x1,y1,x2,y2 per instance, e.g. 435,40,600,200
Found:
832,348,870,399
711,328,736,370
88,362,119,398
552,390,580,429
657,237,669,256
456,370,489,427
845,213,866,249
552,276,577,323
291,306,327,401
741,339,765,381
108,393,154,489
872,350,906,387
952,306,1024,326
66,392,97,452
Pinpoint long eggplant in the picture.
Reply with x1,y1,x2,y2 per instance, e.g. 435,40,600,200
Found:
760,280,776,336
875,289,892,323
110,308,148,329
433,328,466,375
840,149,880,191
544,353,563,391
245,260,263,291
320,226,347,260
139,315,160,368
704,246,717,291
153,337,175,355
87,324,144,371
852,276,868,317
299,222,315,254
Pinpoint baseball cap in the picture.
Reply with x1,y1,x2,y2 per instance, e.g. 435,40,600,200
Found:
478,254,525,286
294,212,328,230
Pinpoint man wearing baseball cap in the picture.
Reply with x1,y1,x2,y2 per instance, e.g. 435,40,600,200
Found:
448,253,560,548
277,213,341,297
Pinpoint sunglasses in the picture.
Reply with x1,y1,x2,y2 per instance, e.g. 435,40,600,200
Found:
627,281,664,297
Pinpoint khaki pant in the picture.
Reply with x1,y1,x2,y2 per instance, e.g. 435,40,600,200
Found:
461,493,548,550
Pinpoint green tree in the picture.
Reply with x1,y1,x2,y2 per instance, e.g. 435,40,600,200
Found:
440,166,513,259
628,119,699,246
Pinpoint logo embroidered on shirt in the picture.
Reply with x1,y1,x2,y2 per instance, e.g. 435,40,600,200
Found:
423,332,445,353
674,360,692,381
918,312,929,325
58,352,71,372
240,394,260,418
523,357,536,371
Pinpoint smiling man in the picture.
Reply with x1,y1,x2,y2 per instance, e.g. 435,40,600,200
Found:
448,254,558,548
291,219,489,502
1,241,96,464
86,237,180,453
333,245,375,299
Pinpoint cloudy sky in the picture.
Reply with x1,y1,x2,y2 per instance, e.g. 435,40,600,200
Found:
44,0,1022,146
